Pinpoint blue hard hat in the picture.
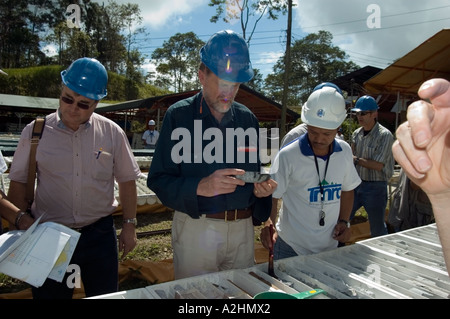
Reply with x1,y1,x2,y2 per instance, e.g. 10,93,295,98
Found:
200,30,254,83
61,57,108,100
313,82,343,96
351,95,379,112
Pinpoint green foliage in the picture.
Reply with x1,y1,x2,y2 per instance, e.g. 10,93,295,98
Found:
340,117,360,142
151,32,204,92
0,0,147,82
0,65,169,101
264,30,360,106
0,65,63,97
131,120,147,133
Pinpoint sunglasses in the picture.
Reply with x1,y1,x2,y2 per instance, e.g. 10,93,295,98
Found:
61,96,92,110
356,111,372,116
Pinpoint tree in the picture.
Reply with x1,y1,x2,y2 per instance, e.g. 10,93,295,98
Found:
208,0,289,44
151,32,205,92
265,30,359,106
246,68,264,91
0,0,39,68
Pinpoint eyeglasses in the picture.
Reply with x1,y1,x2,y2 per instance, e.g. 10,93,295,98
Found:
356,111,372,116
61,96,92,110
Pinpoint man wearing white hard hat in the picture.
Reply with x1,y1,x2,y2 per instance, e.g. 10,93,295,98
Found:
260,86,361,258
142,119,159,149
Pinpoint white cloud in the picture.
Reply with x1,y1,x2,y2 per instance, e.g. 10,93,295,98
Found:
141,59,157,74
87,0,449,79
258,51,284,65
105,0,207,29
294,0,450,68
41,44,58,57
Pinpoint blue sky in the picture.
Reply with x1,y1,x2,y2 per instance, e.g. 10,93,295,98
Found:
90,0,450,79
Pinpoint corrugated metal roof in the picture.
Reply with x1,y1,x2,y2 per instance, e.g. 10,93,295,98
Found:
364,29,450,97
0,94,110,114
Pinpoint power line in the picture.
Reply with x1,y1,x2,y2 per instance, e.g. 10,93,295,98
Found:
132,5,449,76
332,17,449,37
300,4,450,30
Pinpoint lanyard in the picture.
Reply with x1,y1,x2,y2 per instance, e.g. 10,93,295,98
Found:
313,144,331,226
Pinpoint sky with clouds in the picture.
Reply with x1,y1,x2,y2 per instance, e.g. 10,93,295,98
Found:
95,0,450,78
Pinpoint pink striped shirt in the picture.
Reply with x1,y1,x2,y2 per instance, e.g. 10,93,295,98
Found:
9,111,141,228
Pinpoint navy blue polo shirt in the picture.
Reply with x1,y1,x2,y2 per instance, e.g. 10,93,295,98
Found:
147,91,271,220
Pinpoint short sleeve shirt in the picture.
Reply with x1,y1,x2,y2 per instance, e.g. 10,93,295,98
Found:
8,111,141,228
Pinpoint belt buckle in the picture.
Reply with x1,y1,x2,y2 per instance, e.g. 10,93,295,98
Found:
224,209,238,221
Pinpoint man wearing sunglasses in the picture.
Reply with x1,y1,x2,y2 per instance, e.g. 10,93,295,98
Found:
7,57,141,299
349,95,394,238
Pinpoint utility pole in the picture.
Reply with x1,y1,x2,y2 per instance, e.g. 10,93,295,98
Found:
280,0,292,139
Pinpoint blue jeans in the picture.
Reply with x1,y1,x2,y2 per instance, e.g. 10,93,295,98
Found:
273,235,298,260
32,215,118,299
350,181,388,237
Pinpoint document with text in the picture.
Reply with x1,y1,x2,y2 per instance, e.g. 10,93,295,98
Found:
0,217,80,288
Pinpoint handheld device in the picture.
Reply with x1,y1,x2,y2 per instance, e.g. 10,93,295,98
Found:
235,171,271,183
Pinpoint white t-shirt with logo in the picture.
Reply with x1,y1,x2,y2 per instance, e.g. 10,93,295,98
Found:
270,134,361,255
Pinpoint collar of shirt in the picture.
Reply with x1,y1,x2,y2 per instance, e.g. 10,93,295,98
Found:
298,133,342,156
56,108,92,130
357,121,379,137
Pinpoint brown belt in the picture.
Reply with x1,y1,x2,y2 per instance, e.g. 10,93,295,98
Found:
204,208,252,221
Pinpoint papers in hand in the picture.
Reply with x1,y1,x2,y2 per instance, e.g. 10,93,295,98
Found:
0,216,80,288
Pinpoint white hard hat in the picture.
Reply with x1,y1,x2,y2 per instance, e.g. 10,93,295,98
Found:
301,86,346,130
148,120,155,125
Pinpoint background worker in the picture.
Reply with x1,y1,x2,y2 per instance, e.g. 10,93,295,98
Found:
147,30,277,279
349,95,395,237
392,78,450,275
260,85,361,258
142,119,159,149
7,57,141,299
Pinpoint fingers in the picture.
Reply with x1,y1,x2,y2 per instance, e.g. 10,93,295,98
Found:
260,224,276,250
393,122,432,177
253,179,277,197
218,168,245,177
197,169,245,197
418,78,450,106
405,101,434,148
392,140,427,179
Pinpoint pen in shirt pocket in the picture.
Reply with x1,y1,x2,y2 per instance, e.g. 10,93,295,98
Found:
96,148,111,159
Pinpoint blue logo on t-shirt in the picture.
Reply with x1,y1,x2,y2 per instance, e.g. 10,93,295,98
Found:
308,182,342,203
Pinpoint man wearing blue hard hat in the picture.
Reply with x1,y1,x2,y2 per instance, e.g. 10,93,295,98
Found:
8,57,141,298
147,30,277,279
349,95,394,237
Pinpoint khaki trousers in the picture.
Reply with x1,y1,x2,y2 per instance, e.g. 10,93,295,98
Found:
172,211,255,280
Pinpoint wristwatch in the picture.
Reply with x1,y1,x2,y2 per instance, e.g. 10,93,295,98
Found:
354,157,360,165
123,218,137,226
338,219,350,228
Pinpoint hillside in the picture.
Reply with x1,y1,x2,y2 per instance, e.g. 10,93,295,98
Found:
0,65,170,102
